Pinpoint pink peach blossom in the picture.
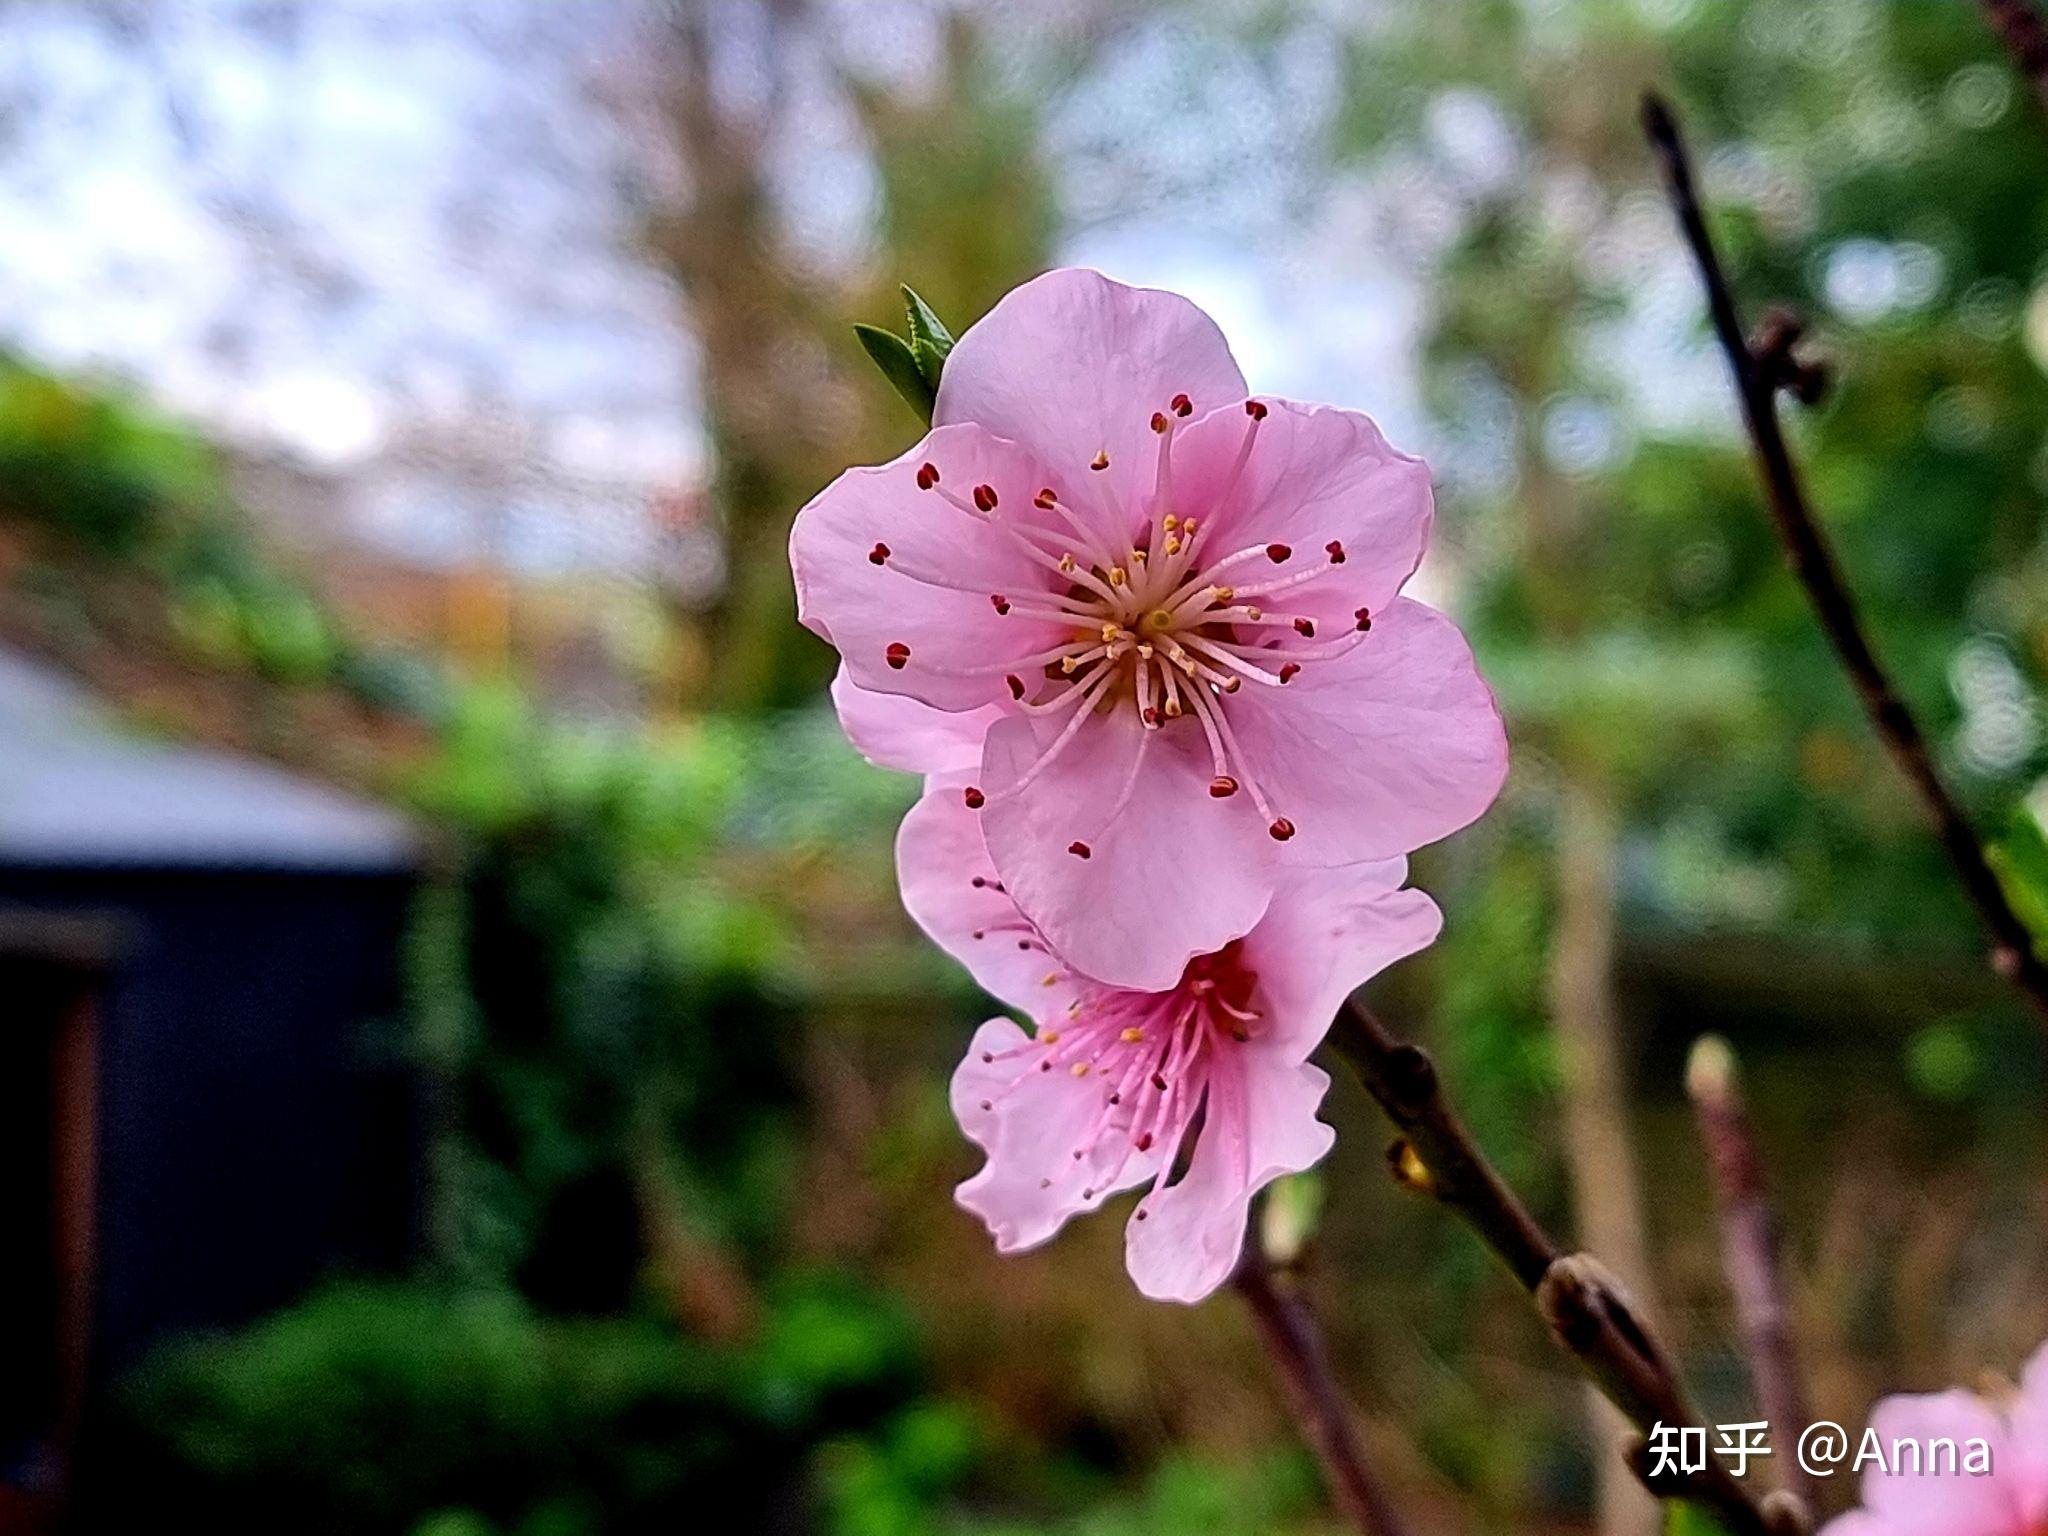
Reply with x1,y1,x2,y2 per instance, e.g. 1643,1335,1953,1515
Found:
896,779,1441,1303
1823,1340,2048,1536
795,267,1506,991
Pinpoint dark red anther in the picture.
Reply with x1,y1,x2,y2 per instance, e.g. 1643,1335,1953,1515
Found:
1067,841,1092,859
1278,662,1300,683
1136,1132,1155,1151
1090,450,1110,471
868,542,890,565
963,786,985,809
1269,817,1295,841
1266,543,1291,563
1108,1092,1122,1106
1149,411,1169,433
1354,607,1373,632
885,641,910,669
973,483,998,512
1034,487,1057,509
1209,775,1238,798
1005,674,1025,699
1325,539,1347,564
1170,392,1192,417
990,593,1011,614
1293,618,1315,637
1142,706,1162,726
1244,399,1268,420
970,876,987,888
1151,1072,1168,1092
916,462,940,490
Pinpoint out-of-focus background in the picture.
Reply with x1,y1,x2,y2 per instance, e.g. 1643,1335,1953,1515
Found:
2,2,2046,1532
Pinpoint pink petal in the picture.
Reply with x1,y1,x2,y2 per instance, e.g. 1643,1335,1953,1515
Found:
934,268,1248,519
1239,859,1443,1059
896,779,1086,1020
1122,1051,1335,1304
1227,596,1508,867
950,1016,1161,1253
790,422,1069,710
830,664,998,776
2007,1341,2048,1527
1169,398,1433,622
978,701,1273,992
1857,1388,2014,1532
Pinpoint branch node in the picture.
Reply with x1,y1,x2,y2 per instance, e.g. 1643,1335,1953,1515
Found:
1750,307,1829,404
1385,1137,1435,1196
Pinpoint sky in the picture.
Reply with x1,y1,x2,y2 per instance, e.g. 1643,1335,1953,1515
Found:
0,0,1502,582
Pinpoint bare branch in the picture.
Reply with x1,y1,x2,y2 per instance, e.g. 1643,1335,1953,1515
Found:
1234,1237,1415,1536
1642,89,2048,1033
1327,1002,1800,1536
1686,1036,1819,1511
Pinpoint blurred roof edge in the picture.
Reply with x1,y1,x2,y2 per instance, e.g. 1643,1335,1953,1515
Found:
0,644,416,875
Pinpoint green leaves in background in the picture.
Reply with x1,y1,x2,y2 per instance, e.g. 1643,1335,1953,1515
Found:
1662,1502,1738,1536
854,285,955,425
1989,806,2048,958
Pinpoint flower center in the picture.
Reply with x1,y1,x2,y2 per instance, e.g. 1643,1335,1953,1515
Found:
893,395,1376,851
972,940,1263,1208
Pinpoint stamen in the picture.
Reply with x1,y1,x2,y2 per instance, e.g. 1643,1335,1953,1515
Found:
1209,776,1238,798
868,542,890,565
1326,540,1346,564
963,786,985,809
974,484,999,512
916,462,940,490
885,642,910,669
1068,841,1091,859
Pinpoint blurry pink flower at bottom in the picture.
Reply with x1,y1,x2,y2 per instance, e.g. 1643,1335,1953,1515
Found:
1823,1340,2048,1536
897,781,1441,1304
795,266,1506,993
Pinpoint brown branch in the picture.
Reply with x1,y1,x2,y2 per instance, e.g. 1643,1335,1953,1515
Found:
1686,1036,1819,1511
1327,1001,1807,1536
1234,1238,1414,1536
1979,0,2048,114
1641,90,2048,1033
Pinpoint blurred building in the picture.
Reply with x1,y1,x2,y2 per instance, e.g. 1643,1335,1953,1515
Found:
0,647,420,1519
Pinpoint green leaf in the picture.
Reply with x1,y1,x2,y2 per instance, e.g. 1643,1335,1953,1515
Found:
853,323,936,425
900,284,955,383
1989,807,2048,956
1663,1502,1738,1536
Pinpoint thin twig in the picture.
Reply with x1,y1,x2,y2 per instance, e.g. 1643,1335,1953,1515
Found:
1686,1036,1819,1512
1234,1238,1414,1536
1642,90,2048,1032
1327,1002,1804,1536
1979,0,2048,114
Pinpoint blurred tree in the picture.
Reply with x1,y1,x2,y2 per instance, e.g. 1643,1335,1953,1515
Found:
643,2,1060,712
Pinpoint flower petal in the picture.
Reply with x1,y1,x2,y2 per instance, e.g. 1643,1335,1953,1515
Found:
978,701,1273,992
951,1016,1160,1254
1856,1387,2013,1531
1240,860,1443,1059
1123,1051,1335,1304
2006,1341,2048,1528
934,268,1248,519
1228,596,1508,867
1172,398,1433,621
897,779,1086,1020
831,664,998,776
791,422,1070,710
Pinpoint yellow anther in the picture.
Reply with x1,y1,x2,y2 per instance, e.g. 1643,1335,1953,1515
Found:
1164,698,1183,718
1070,1062,1090,1077
1211,585,1234,603
1164,536,1182,555
1163,514,1179,532
1119,1027,1144,1044
1182,518,1198,536
1100,622,1121,643
1129,548,1147,565
1109,567,1128,587
1041,1031,1061,1045
1245,606,1262,620
1137,643,1154,659
1042,972,1060,987
1060,656,1079,674
1057,552,1076,573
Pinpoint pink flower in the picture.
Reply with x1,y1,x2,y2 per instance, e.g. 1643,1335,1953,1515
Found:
1822,1341,2048,1536
896,779,1441,1303
793,268,1506,991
